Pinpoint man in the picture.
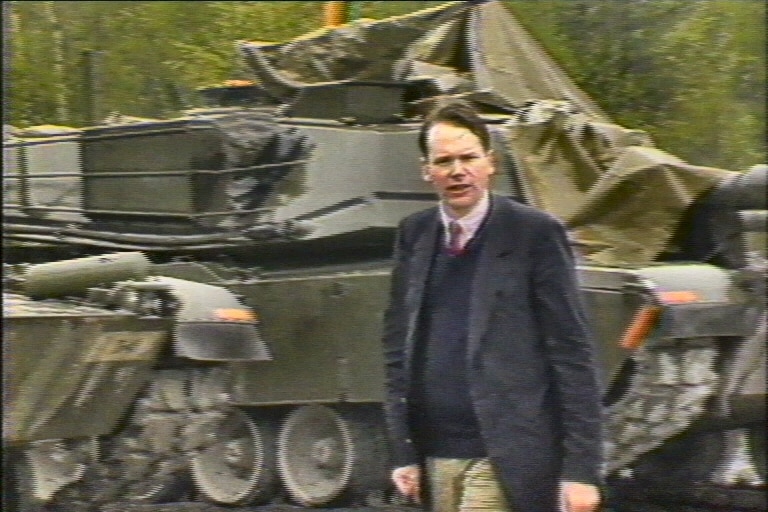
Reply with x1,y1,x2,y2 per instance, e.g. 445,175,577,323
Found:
382,100,603,512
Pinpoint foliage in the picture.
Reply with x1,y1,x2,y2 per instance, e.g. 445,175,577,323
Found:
503,0,765,169
6,0,765,170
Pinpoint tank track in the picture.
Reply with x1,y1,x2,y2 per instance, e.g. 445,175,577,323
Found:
604,337,720,474
45,368,230,511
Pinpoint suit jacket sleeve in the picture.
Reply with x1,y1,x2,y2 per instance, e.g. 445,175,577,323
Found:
532,214,604,485
382,218,419,467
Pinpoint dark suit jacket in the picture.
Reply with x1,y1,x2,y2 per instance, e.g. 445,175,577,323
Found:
382,194,604,512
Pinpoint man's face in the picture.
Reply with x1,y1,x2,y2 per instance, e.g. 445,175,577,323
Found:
422,122,495,218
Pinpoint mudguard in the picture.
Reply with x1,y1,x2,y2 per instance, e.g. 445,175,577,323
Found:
147,276,272,361
631,263,758,341
602,263,764,473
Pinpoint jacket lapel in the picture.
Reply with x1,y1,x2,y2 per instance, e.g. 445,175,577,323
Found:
402,197,514,368
468,195,512,359
404,212,440,365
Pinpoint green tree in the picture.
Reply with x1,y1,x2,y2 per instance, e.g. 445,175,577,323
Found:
503,0,765,169
652,0,765,169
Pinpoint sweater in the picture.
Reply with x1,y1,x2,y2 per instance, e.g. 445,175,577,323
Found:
410,224,488,458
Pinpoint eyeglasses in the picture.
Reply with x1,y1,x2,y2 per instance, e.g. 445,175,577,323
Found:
427,153,488,174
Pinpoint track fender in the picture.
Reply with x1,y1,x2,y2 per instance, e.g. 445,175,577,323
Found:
632,264,757,341
149,276,271,361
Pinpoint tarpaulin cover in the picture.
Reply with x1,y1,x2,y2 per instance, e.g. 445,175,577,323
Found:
239,0,736,265
500,101,732,265
5,112,312,233
239,1,608,119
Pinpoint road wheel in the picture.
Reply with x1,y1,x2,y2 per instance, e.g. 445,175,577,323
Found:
277,404,354,506
191,407,277,505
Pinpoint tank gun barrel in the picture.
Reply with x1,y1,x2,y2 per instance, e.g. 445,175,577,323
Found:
679,164,768,269
708,164,767,211
14,252,151,299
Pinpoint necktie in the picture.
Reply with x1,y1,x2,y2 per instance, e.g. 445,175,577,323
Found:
448,221,464,255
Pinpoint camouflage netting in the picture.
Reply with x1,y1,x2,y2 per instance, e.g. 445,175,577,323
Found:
500,101,732,265
239,1,607,118
239,0,739,266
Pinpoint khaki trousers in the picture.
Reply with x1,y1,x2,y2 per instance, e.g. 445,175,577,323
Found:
426,457,512,512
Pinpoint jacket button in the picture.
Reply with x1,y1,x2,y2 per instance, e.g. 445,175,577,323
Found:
400,397,407,404
405,438,413,444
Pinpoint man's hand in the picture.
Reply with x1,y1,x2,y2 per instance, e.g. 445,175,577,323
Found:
562,481,600,512
392,465,421,503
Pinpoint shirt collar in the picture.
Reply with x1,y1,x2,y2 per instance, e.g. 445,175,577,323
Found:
439,191,491,239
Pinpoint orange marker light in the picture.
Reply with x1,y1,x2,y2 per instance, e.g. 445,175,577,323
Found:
619,305,662,350
214,308,257,322
223,80,255,87
659,290,701,304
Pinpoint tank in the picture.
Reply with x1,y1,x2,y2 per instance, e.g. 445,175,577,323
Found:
3,1,765,510
2,252,272,511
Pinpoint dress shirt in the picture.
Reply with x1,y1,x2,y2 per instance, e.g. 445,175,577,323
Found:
438,191,490,249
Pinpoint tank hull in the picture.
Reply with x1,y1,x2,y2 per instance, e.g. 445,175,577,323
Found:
3,293,170,445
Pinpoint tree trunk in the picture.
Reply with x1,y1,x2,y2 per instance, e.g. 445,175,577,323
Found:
46,1,69,125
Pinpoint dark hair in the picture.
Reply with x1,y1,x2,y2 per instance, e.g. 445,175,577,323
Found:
417,99,491,157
